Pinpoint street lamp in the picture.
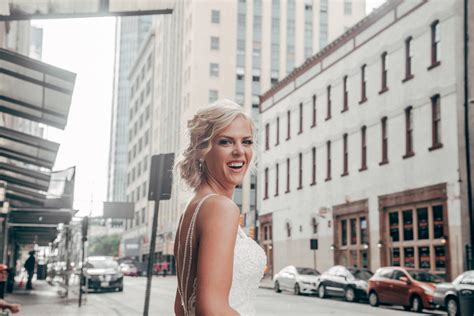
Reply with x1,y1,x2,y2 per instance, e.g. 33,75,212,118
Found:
377,241,383,249
363,243,369,250
330,244,336,251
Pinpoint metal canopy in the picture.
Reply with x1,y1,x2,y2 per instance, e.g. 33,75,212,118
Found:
0,0,174,21
8,208,77,245
0,126,59,169
0,162,50,192
5,183,46,207
0,48,76,130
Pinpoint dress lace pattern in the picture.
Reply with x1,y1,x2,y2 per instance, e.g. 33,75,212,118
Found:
177,194,267,316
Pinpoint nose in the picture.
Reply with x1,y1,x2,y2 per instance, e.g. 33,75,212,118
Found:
233,142,244,155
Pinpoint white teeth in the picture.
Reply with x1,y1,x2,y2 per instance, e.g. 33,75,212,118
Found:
228,162,244,168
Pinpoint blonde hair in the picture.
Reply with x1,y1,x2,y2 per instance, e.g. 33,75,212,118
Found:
175,99,255,190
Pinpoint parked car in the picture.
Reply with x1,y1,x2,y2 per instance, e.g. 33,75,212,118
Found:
83,256,123,292
120,263,139,277
317,265,373,302
368,267,443,312
273,266,320,295
433,270,474,316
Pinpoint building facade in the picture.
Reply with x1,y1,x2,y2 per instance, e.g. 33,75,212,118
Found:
259,0,471,280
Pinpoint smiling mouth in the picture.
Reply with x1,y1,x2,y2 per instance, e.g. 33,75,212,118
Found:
227,161,245,170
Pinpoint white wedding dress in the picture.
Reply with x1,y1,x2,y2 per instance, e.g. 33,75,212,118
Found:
176,194,267,316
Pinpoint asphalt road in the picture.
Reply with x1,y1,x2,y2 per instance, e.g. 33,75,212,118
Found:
78,276,446,316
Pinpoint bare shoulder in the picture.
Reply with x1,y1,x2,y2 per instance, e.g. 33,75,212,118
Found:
196,195,240,231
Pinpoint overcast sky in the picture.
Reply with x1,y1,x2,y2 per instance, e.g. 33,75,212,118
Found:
31,0,386,217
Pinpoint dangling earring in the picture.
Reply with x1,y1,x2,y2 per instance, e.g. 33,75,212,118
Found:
198,159,204,173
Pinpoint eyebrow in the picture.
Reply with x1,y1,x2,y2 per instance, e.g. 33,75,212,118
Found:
218,135,253,140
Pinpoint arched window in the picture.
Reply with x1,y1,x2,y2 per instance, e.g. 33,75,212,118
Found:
312,217,318,234
286,222,292,238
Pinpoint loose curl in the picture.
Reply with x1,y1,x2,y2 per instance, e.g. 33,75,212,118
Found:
174,99,255,190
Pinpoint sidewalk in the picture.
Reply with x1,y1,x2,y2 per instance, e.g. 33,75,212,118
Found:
259,275,274,290
5,280,104,315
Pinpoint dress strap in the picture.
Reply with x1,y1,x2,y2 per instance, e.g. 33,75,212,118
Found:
177,193,218,313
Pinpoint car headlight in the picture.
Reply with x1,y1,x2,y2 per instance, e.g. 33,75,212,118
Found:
302,281,312,285
421,284,434,295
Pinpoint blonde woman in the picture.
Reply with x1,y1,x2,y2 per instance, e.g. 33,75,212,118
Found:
174,100,266,316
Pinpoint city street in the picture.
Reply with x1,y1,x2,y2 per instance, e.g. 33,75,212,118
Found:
28,276,443,316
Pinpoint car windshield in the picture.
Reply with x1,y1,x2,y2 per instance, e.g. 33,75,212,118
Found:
460,272,474,285
87,260,118,269
407,271,443,283
349,269,373,281
296,268,320,276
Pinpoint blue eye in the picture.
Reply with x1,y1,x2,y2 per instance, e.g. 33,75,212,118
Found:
243,140,254,145
218,139,232,145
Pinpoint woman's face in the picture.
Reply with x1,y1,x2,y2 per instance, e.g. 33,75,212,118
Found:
204,116,253,188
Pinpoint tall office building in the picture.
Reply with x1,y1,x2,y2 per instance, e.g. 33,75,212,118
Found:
107,16,152,204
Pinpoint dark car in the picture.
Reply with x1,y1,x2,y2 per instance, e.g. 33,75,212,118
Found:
368,267,443,313
84,256,123,292
317,265,373,302
433,270,474,316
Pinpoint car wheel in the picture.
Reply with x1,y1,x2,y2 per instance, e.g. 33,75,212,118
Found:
344,287,356,302
446,297,458,316
294,283,301,295
368,291,379,307
274,281,281,293
410,295,423,313
318,284,326,299
118,287,123,292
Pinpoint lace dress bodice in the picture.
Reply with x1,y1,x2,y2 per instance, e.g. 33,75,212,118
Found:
176,194,267,316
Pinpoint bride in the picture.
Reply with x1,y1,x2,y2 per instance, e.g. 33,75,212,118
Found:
174,100,267,315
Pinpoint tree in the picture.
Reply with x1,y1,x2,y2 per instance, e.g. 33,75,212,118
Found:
88,234,121,257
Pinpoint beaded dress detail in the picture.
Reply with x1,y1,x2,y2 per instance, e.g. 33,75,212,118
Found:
176,194,266,316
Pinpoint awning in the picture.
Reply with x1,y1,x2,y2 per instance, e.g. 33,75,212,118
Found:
8,208,77,245
0,162,50,192
0,126,59,169
5,183,46,208
0,48,76,130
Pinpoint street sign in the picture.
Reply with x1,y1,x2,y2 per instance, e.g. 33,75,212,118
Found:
310,238,318,250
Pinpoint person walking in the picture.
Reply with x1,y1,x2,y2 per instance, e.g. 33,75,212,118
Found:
23,251,35,290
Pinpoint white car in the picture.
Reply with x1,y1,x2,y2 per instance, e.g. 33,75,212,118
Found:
274,266,321,295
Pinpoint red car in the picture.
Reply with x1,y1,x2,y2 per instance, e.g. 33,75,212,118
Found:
368,267,443,313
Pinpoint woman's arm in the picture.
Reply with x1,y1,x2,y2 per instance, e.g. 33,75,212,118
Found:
174,289,185,316
195,196,240,316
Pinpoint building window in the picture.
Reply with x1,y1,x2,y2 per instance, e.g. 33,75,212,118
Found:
319,0,328,48
341,219,347,246
430,94,442,150
264,168,269,199
339,76,347,114
211,10,220,23
326,85,331,120
304,0,313,58
429,20,441,68
298,103,303,134
311,147,316,185
336,211,370,268
286,0,296,73
275,163,279,196
380,52,388,93
325,141,331,181
265,123,270,150
344,0,352,15
360,126,367,171
312,217,318,234
342,133,349,176
380,117,388,165
285,158,290,193
210,36,220,50
209,90,218,103
311,95,317,127
360,64,367,103
276,117,280,145
403,37,414,81
404,106,414,158
286,222,292,238
297,152,303,189
286,110,291,140
210,63,219,77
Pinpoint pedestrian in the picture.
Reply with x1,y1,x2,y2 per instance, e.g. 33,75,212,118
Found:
162,262,168,277
23,250,35,290
174,100,267,316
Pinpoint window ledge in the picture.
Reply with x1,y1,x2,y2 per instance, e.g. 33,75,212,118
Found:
310,123,317,128
429,143,443,151
427,61,441,71
359,97,368,105
285,137,291,141
341,107,348,113
275,142,279,147
284,190,290,194
310,181,316,186
298,131,303,135
263,196,269,200
274,193,279,197
341,172,349,177
402,74,414,83
325,177,332,182
297,186,303,190
379,86,389,95
359,166,368,172
325,116,331,121
403,152,415,159
379,159,389,166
